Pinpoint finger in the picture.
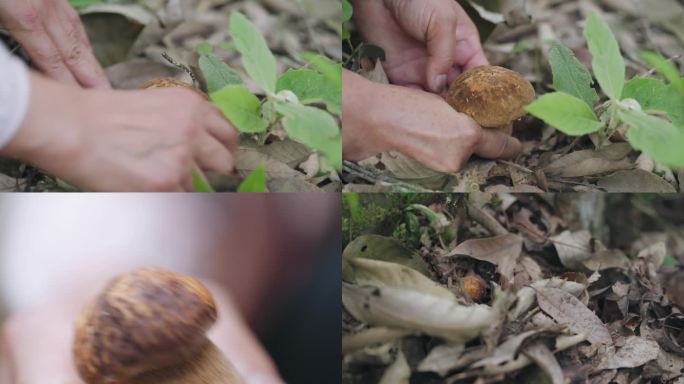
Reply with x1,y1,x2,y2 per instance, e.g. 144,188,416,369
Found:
204,282,284,384
205,105,240,152
45,0,110,89
0,2,78,85
452,2,490,70
424,11,458,94
474,128,522,160
195,132,235,176
3,304,84,383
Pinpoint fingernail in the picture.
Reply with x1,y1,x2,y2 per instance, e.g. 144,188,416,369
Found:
244,373,286,384
432,74,447,94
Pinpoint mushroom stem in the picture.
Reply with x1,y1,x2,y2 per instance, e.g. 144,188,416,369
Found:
130,340,243,384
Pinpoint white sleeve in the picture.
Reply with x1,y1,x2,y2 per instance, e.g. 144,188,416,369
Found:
0,43,31,150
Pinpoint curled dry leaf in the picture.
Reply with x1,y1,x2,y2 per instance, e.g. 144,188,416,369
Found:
523,343,565,384
342,259,507,343
342,235,432,280
378,350,410,384
445,233,523,284
417,344,465,377
535,287,613,347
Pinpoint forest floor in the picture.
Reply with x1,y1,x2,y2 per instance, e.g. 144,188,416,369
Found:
0,0,341,192
342,0,684,193
342,193,684,383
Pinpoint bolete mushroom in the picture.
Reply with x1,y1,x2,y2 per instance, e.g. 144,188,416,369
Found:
73,268,243,384
141,78,207,98
446,66,535,135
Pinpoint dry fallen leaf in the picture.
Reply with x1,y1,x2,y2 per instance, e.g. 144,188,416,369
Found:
535,287,613,347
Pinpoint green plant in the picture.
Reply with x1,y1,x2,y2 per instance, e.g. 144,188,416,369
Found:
526,11,684,168
203,11,342,173
68,0,102,10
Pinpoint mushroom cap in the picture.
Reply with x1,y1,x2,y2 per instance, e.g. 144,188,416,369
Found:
140,78,207,98
446,66,535,128
73,268,217,384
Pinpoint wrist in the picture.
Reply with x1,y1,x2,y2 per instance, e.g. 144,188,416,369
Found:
342,70,393,159
1,73,84,171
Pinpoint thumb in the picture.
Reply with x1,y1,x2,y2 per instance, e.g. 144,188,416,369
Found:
474,129,522,160
205,282,285,384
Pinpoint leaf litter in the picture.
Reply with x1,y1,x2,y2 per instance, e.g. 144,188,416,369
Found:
342,193,684,383
342,0,684,193
0,0,341,191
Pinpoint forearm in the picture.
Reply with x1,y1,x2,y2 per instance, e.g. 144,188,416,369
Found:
0,43,30,150
342,69,394,160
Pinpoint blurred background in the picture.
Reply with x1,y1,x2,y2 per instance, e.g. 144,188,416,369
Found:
0,194,340,383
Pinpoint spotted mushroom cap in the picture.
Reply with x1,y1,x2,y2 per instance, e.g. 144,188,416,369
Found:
446,66,535,128
73,268,217,384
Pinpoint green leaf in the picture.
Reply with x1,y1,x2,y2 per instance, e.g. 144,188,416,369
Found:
342,0,353,23
229,11,277,93
199,53,243,93
192,168,214,192
622,77,684,125
584,11,625,100
196,42,213,55
275,101,342,170
277,69,341,114
639,51,684,96
621,109,684,167
238,166,268,192
302,52,342,92
548,42,598,107
663,255,679,266
526,92,603,135
210,85,268,133
68,0,102,10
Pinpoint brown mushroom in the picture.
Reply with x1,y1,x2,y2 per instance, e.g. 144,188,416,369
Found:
141,78,207,99
73,268,243,384
446,66,535,135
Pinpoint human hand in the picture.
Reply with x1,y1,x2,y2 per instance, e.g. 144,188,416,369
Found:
342,70,520,172
0,73,238,191
0,0,110,89
0,282,283,384
353,0,488,95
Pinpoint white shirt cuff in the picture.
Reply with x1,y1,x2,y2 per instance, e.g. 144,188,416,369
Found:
0,44,31,150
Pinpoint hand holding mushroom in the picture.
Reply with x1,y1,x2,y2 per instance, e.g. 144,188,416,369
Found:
352,0,489,94
74,268,243,384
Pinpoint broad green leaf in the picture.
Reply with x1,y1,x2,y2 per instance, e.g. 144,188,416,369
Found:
192,168,215,192
302,52,342,92
238,166,268,192
584,11,625,100
526,92,603,135
196,42,213,55
639,51,684,96
229,11,277,93
275,101,341,170
210,85,268,133
277,69,341,114
549,42,598,107
621,109,684,167
342,0,353,23
622,77,684,125
199,53,243,93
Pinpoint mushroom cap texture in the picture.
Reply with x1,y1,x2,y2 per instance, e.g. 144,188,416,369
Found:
73,268,217,384
140,78,207,98
446,66,535,127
